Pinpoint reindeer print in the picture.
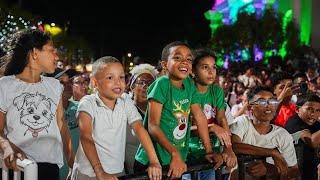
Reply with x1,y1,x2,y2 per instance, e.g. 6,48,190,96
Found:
172,101,190,140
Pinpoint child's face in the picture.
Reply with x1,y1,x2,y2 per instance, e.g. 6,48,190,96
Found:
274,79,293,101
164,45,193,80
297,101,320,125
35,41,59,74
194,56,216,86
93,63,126,101
250,91,278,122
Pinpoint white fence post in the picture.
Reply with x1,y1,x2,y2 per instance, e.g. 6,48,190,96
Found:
1,158,38,180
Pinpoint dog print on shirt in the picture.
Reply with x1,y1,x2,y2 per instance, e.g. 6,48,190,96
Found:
13,92,56,138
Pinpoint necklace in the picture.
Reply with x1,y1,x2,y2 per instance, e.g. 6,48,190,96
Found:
136,104,146,114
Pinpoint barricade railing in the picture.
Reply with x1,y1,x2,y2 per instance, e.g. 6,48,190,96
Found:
1,158,38,180
119,155,268,180
119,162,225,180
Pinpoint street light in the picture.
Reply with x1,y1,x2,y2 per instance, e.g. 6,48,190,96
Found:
127,53,132,57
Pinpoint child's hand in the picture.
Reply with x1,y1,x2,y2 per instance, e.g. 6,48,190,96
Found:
247,160,267,177
278,82,293,102
167,152,187,179
205,152,224,170
243,100,249,109
222,148,237,169
94,164,118,180
96,172,118,180
210,125,232,148
3,141,27,171
0,138,14,161
271,149,288,177
147,162,162,180
300,129,311,140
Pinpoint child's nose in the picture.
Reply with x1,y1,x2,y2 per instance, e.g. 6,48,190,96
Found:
114,78,122,85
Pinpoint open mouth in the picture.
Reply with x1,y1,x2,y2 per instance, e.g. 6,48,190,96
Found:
178,67,188,73
112,88,122,94
307,118,316,124
207,77,215,81
264,110,272,114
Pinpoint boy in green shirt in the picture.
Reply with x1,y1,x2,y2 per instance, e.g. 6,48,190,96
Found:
135,41,227,179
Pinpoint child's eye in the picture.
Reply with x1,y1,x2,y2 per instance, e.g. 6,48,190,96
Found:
173,56,183,61
202,65,209,70
106,76,113,80
120,76,125,80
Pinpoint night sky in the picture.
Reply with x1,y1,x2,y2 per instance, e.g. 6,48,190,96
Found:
4,0,214,63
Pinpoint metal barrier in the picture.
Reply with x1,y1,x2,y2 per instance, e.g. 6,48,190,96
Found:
119,155,268,180
119,162,226,180
236,155,266,180
1,158,38,180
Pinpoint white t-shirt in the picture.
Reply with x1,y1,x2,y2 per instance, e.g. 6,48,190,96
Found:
74,93,142,177
230,115,297,167
0,75,64,167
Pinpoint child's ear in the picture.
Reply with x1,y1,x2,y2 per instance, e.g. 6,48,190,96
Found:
91,77,97,88
160,61,167,69
30,48,38,60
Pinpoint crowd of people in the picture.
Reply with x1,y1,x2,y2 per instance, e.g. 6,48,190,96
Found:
0,29,320,180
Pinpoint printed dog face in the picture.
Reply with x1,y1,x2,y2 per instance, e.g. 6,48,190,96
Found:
13,92,56,137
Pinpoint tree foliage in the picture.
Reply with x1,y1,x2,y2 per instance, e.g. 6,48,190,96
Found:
209,8,300,63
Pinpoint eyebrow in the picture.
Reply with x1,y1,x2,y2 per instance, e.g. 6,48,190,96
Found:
200,64,216,66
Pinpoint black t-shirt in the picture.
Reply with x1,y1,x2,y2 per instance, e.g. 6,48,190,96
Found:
285,114,320,134
285,114,320,180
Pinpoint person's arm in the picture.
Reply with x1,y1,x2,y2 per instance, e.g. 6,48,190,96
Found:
215,108,237,168
191,104,225,169
148,99,186,179
207,108,232,148
274,83,293,121
191,104,213,153
233,102,248,118
78,111,117,180
247,161,299,179
301,129,320,148
131,120,162,179
232,134,289,177
56,99,75,170
0,112,27,170
216,108,230,134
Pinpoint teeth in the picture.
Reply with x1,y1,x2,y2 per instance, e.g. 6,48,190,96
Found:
179,67,188,71
265,110,272,114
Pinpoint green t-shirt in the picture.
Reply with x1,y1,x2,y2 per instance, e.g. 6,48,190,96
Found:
188,84,226,160
135,76,200,165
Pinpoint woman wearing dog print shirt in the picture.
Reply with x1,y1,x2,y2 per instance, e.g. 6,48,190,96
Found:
0,29,74,180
